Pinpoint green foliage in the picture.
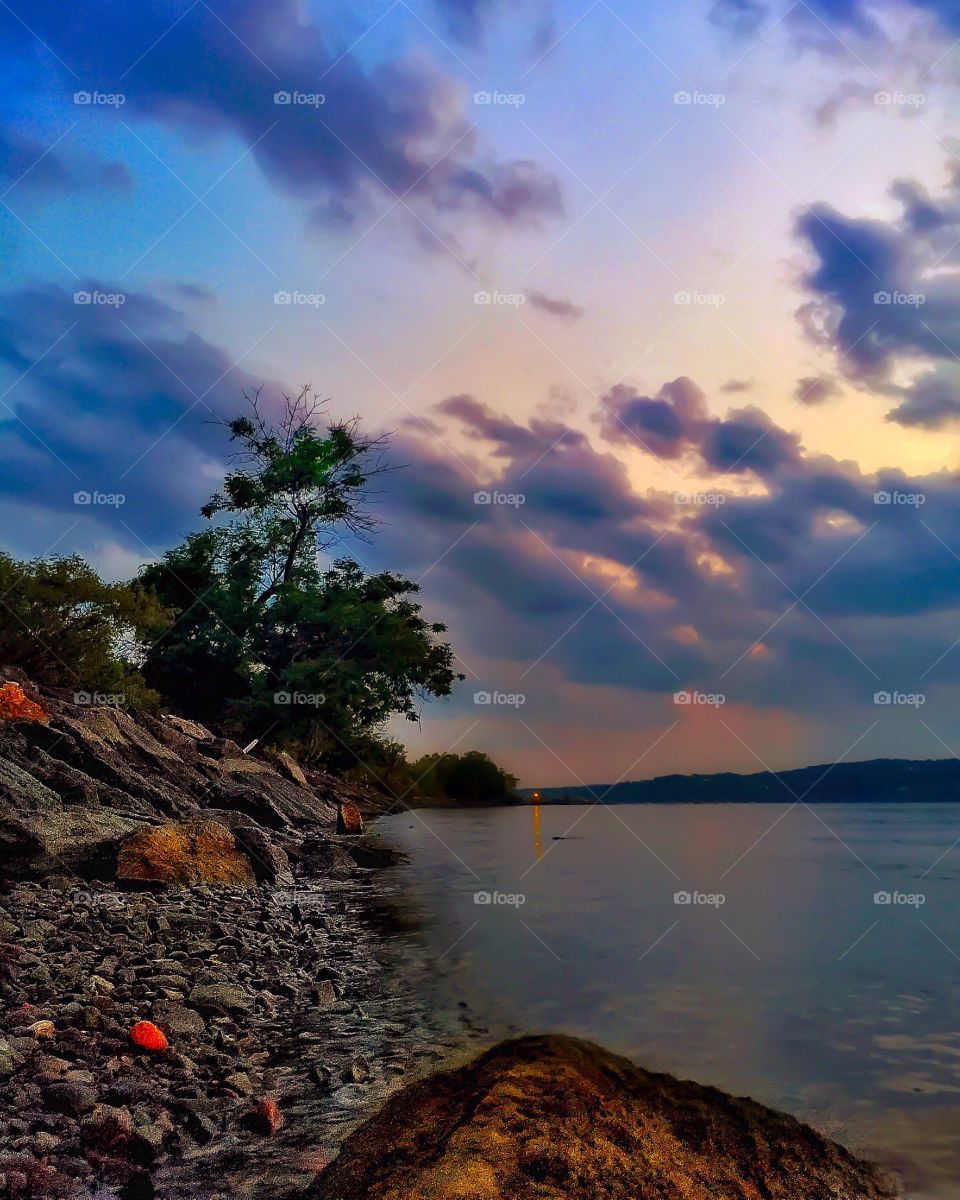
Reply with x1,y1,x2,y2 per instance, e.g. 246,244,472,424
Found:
0,552,168,707
411,750,519,804
138,390,463,765
200,386,387,605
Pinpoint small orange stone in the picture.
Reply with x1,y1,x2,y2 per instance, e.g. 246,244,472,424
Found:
130,1020,169,1051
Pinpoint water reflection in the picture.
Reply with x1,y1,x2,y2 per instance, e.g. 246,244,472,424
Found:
382,802,960,1199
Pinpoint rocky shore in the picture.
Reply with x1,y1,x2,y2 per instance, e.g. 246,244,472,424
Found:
0,681,902,1200
0,863,466,1200
0,680,468,1198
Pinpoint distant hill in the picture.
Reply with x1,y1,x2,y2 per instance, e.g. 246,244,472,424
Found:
520,757,960,805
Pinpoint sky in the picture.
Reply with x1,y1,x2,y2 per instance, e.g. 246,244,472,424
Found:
4,0,960,786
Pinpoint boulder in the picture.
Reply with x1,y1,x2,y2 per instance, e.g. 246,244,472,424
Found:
308,1035,900,1200
0,758,143,877
202,808,294,885
116,820,256,887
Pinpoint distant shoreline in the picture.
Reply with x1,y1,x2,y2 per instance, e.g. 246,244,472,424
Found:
519,755,960,805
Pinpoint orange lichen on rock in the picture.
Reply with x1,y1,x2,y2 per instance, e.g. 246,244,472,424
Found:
336,801,364,835
116,819,256,887
130,1020,169,1051
0,681,48,724
27,1020,55,1040
307,1035,901,1200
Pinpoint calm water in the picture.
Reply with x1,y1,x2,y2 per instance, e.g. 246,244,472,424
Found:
379,802,960,1198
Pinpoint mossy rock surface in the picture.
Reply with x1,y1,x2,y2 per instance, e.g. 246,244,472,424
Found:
309,1034,901,1200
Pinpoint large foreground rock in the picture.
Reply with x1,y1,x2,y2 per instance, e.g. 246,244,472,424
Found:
309,1034,900,1200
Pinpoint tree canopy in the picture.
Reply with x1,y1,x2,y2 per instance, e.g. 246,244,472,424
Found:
138,389,463,768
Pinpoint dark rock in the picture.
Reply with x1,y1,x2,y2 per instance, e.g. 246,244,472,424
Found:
80,1103,134,1150
43,1081,97,1115
308,1035,901,1200
187,984,252,1014
152,1002,206,1038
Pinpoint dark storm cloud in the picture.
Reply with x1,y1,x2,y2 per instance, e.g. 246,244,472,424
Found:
0,125,131,194
795,173,960,427
0,0,561,234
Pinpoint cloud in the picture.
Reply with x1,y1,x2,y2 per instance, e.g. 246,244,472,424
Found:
598,380,800,478
709,0,959,44
433,0,532,44
794,374,841,405
0,279,277,544
794,170,960,426
598,377,708,459
528,290,583,319
5,284,960,769
0,0,561,237
720,378,754,393
0,124,132,194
